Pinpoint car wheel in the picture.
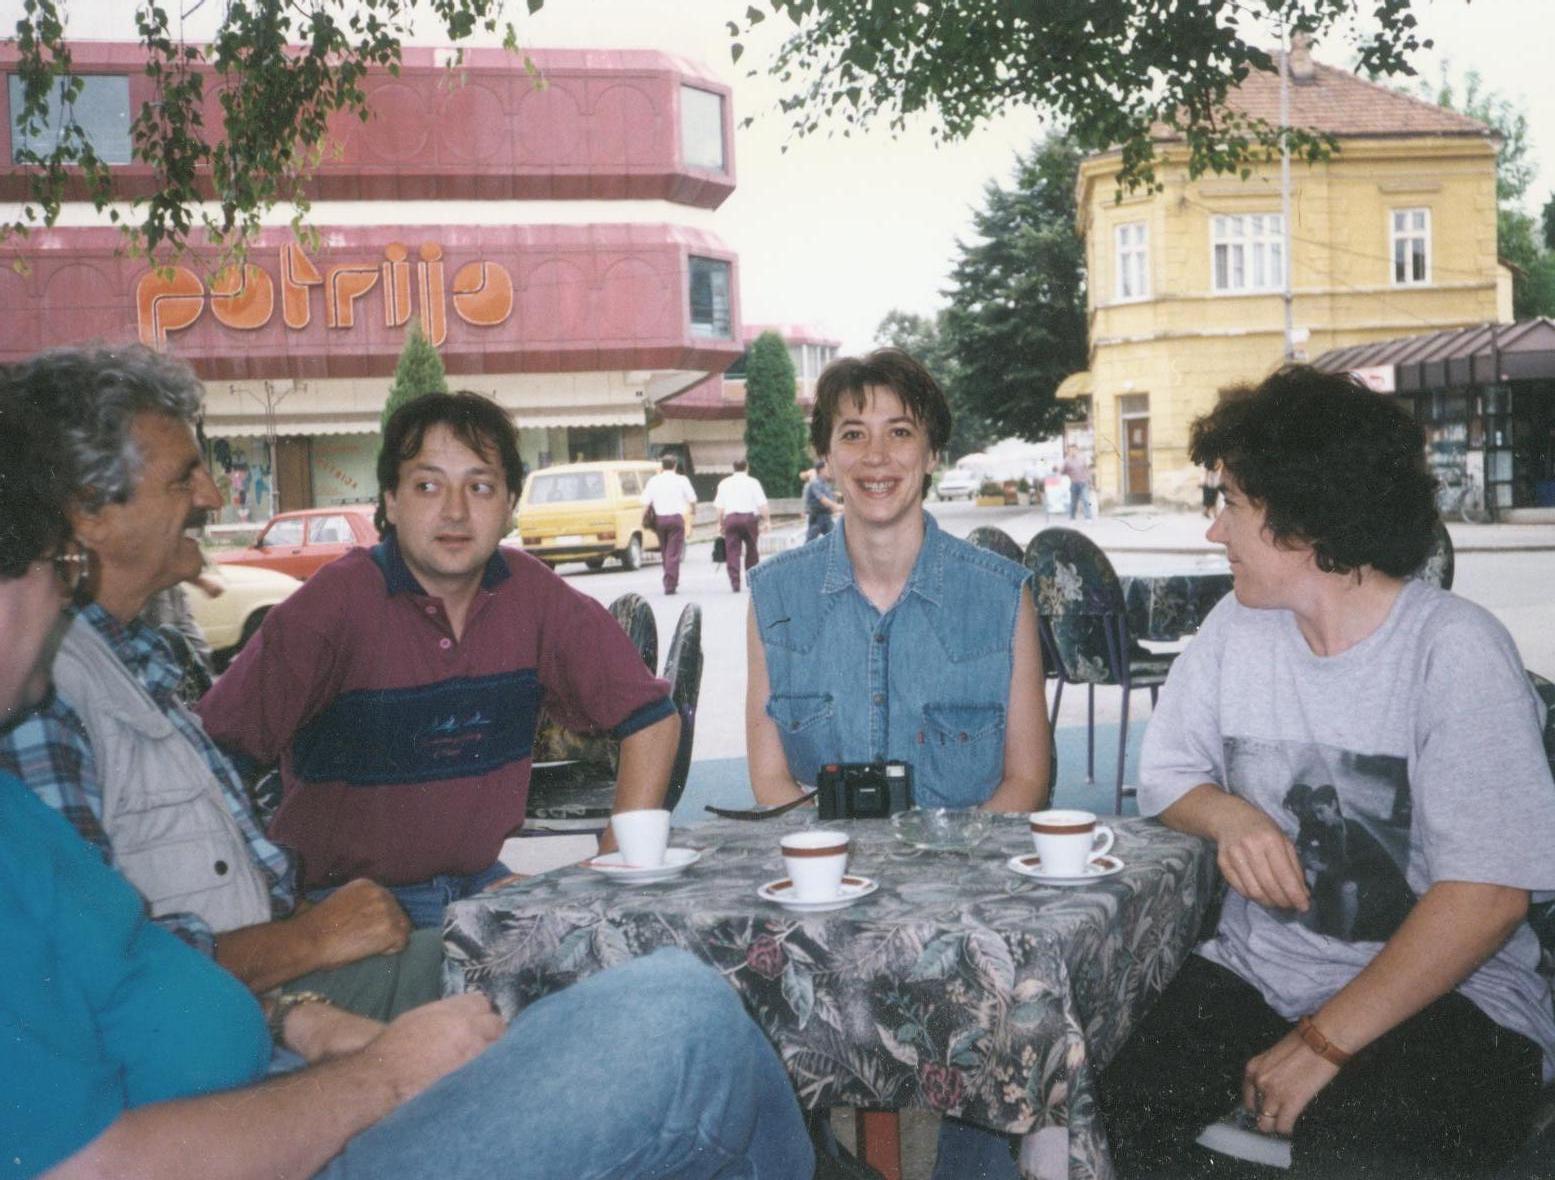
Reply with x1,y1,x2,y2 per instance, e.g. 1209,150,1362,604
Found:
620,534,643,571
585,557,606,570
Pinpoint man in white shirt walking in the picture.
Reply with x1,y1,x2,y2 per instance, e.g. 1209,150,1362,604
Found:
713,458,770,592
642,455,697,595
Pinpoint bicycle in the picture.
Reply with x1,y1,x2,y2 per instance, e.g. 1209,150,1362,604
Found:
1436,471,1492,524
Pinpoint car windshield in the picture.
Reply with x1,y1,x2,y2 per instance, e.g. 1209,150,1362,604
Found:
529,472,607,503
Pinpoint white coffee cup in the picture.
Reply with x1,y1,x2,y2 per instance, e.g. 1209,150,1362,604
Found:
1029,809,1114,877
780,830,850,901
610,808,671,868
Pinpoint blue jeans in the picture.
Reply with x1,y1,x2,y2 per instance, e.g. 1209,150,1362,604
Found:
319,949,813,1179
932,1118,1020,1180
307,861,511,930
1069,481,1093,520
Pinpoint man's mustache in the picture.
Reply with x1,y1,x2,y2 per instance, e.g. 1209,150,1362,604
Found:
183,511,210,531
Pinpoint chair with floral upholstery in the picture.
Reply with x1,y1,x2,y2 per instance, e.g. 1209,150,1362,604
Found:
1415,517,1455,589
965,525,1024,565
526,593,667,821
1025,526,1176,811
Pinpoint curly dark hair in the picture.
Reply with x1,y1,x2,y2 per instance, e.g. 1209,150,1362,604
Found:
809,348,953,499
0,388,74,578
1189,366,1437,578
375,391,524,538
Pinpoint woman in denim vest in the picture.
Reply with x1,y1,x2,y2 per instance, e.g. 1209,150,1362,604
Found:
748,348,1050,811
746,348,1052,1180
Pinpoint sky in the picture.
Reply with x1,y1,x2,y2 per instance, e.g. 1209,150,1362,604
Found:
5,0,1555,352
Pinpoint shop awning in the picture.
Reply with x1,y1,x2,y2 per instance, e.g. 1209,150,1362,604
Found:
1313,317,1555,392
1055,369,1094,400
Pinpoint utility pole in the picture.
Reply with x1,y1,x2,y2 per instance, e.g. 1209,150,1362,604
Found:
1280,23,1296,362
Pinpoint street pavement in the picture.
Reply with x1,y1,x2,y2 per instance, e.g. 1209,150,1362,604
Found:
553,499,1555,774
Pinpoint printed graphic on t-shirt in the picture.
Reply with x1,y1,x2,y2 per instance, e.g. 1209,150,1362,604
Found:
1225,737,1416,942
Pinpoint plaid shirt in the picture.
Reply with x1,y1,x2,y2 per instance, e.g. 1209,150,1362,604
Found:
0,603,296,954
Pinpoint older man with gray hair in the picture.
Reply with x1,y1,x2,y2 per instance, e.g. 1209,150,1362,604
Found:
0,344,440,1052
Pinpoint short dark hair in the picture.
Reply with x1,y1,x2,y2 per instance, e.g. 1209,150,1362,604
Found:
1189,366,1436,578
733,458,748,472
0,386,75,578
375,392,524,537
809,348,953,498
661,456,677,471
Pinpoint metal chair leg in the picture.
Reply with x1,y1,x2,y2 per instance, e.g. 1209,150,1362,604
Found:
1086,684,1096,783
1050,677,1065,728
1115,687,1132,814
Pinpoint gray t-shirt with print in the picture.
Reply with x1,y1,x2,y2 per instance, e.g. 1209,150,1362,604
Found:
1139,578,1555,1075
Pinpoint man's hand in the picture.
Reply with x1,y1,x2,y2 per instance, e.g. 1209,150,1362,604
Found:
1207,795,1310,912
366,993,506,1104
1242,1027,1340,1136
295,878,412,970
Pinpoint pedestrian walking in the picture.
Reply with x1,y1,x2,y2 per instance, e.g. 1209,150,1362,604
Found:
1062,444,1094,521
803,457,843,541
1201,462,1223,519
642,455,697,594
714,458,770,592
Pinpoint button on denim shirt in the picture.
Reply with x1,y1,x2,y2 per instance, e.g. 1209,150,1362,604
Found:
749,513,1030,808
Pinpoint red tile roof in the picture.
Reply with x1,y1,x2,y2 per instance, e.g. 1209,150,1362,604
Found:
1155,53,1494,142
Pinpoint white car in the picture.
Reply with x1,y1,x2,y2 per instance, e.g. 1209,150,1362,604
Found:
189,562,302,667
934,468,980,501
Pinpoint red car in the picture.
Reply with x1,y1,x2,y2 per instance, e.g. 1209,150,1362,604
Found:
215,505,379,581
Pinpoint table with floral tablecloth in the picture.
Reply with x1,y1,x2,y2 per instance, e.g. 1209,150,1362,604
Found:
443,813,1218,1179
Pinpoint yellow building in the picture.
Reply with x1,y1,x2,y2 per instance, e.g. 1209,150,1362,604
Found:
1065,38,1509,506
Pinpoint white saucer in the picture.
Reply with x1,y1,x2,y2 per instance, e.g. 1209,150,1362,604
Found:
1005,853,1124,885
758,875,878,912
585,847,701,884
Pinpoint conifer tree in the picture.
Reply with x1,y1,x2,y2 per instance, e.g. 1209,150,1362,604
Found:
381,319,448,433
743,331,805,498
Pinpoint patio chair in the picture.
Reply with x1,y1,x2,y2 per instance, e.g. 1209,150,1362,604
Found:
526,598,696,823
1415,517,1455,589
1025,527,1176,812
965,525,1024,565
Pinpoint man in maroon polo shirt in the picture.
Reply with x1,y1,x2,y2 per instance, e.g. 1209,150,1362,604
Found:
200,393,680,928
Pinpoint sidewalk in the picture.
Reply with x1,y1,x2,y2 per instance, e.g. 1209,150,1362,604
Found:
944,502,1555,555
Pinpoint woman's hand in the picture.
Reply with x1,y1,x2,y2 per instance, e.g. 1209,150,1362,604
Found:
1242,1028,1340,1136
1204,793,1310,912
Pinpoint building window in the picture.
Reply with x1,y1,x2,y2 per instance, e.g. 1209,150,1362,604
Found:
1391,207,1430,285
1211,213,1285,293
8,74,132,164
688,256,732,337
680,85,725,173
1115,221,1149,301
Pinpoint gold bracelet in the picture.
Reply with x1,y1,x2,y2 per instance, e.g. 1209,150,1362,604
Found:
1297,1015,1352,1067
267,990,332,1045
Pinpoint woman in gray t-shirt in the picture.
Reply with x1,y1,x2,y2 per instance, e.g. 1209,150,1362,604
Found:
1100,367,1555,1178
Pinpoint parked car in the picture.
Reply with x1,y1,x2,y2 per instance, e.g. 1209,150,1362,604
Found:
934,468,980,501
214,504,378,581
188,562,302,669
513,460,663,570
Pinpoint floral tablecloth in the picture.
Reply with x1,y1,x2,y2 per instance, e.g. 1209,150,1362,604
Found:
443,813,1219,1180
1119,571,1233,642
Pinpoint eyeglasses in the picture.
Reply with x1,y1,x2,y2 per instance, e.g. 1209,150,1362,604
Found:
53,546,90,599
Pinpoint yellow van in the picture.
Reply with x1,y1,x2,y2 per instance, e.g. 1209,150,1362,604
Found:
514,460,663,570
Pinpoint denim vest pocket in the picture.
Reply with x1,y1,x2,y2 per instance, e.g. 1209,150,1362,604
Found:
916,702,1006,807
767,693,839,788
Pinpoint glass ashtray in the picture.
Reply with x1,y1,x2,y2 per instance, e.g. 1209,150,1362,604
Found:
890,807,993,852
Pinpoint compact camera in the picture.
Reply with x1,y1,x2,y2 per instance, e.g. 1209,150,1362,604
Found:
815,761,914,820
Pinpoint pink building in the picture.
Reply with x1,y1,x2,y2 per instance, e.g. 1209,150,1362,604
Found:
655,323,840,482
0,43,743,518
